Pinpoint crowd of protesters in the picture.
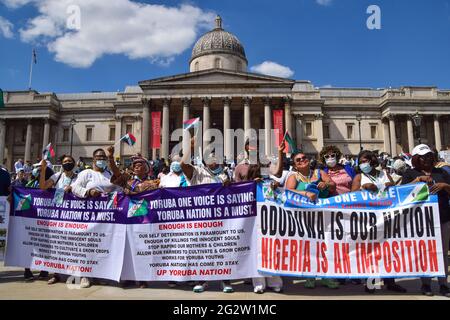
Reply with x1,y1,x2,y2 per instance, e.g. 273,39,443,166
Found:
0,139,449,297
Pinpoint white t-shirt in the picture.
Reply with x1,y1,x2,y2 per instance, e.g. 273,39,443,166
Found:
270,170,295,187
188,166,224,186
72,169,121,197
50,172,78,189
360,170,391,191
159,172,182,188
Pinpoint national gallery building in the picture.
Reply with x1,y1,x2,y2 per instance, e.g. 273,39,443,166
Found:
1,16,449,169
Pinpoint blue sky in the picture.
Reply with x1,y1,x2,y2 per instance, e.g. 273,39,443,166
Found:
0,0,449,93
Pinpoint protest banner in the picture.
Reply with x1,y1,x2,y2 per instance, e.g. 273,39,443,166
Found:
5,187,127,281
256,182,445,279
0,197,9,261
120,181,259,281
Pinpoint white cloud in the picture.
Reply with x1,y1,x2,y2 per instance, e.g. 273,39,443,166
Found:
0,16,14,38
10,0,215,68
250,61,294,78
316,0,333,6
1,0,33,8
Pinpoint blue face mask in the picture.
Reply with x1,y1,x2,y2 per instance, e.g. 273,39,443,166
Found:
211,166,223,176
171,161,182,173
32,168,39,178
360,162,372,174
96,160,107,170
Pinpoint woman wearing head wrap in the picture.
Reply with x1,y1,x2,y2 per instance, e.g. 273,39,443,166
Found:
107,146,159,195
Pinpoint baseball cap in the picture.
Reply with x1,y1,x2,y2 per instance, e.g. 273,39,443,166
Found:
411,144,433,157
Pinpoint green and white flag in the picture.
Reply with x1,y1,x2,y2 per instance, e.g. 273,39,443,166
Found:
127,199,148,217
14,193,32,211
401,183,429,205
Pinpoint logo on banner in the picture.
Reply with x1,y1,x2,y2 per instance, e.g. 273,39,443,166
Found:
14,193,32,211
397,183,430,205
127,198,148,217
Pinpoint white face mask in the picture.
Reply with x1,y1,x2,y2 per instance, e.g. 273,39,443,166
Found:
360,162,372,174
325,157,337,168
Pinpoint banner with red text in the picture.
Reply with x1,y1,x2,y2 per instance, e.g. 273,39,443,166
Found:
5,188,127,281
120,182,258,281
256,182,444,279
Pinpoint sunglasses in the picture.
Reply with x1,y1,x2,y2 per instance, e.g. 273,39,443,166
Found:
324,154,336,160
294,157,309,163
419,153,434,160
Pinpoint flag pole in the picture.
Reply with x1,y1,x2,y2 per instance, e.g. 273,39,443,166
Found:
28,48,34,90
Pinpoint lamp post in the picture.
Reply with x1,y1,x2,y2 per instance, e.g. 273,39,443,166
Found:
412,111,423,144
70,116,77,156
356,114,362,151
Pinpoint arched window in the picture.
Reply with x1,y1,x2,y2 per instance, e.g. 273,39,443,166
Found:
214,58,221,69
194,61,199,72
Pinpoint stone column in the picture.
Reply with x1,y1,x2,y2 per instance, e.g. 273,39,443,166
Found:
243,96,252,140
263,97,272,156
295,114,303,152
388,114,397,156
406,116,414,153
284,96,293,136
114,115,123,159
161,98,171,159
314,113,324,153
42,118,50,151
181,97,191,159
141,98,150,159
0,120,5,164
223,97,232,161
202,96,212,146
182,97,191,124
434,115,442,151
24,120,33,162
383,118,391,154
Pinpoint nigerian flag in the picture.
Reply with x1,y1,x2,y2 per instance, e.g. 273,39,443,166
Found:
14,193,32,211
0,89,4,108
127,198,148,217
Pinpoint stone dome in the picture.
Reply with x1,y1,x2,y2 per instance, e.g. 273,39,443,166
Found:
190,16,247,64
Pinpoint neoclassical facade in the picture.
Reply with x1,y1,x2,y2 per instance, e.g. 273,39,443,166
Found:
1,16,449,170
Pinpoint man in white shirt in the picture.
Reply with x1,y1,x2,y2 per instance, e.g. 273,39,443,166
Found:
14,159,24,173
72,149,121,198
69,148,121,289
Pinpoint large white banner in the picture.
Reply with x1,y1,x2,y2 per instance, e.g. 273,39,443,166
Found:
120,182,259,281
5,188,126,281
256,182,445,279
0,196,9,261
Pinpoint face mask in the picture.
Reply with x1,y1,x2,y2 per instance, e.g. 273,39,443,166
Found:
211,166,223,176
96,160,107,170
325,157,337,168
360,163,372,174
171,161,182,173
32,168,39,178
62,162,75,172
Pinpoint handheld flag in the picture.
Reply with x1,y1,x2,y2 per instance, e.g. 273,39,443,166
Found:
32,48,37,64
183,117,200,130
283,130,297,153
0,88,4,108
120,132,136,146
42,143,55,160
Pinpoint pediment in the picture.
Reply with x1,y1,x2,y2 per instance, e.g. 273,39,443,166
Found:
139,69,294,88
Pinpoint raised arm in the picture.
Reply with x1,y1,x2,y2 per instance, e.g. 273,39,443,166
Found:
270,140,286,178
